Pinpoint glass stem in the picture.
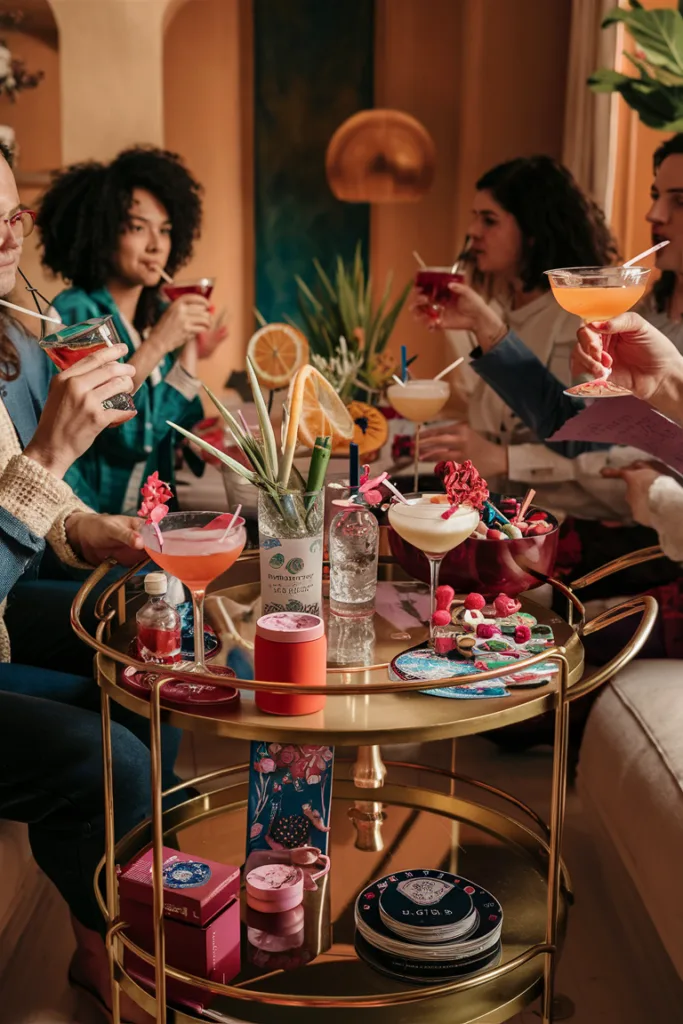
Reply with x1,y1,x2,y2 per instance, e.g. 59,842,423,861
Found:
427,554,443,641
414,422,422,493
191,588,207,672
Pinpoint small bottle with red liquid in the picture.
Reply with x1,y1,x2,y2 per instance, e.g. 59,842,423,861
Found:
136,573,182,664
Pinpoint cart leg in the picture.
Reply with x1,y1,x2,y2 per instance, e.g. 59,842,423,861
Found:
542,655,570,1024
100,690,121,1024
150,679,167,1024
352,745,386,788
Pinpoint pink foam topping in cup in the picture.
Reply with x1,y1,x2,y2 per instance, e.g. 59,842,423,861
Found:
247,864,300,891
261,612,320,632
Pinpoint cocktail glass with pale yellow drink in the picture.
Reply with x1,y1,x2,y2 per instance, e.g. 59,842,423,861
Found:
386,379,451,489
545,266,650,397
388,493,480,640
141,511,246,675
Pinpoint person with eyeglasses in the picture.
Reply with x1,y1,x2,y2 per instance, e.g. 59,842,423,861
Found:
36,146,228,516
0,141,163,1020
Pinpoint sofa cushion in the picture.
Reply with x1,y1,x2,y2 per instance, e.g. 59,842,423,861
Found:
578,660,683,980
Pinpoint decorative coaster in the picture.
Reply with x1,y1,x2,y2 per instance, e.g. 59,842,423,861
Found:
355,932,502,985
121,663,239,706
355,871,503,962
379,870,475,944
389,643,509,699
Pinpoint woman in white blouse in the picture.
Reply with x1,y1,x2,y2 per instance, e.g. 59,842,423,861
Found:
414,155,622,523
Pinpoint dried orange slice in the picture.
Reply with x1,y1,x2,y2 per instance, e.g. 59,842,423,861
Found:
247,323,309,389
286,365,354,449
332,401,388,456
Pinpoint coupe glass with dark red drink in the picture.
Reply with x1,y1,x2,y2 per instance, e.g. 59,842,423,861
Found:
414,267,465,324
161,277,214,303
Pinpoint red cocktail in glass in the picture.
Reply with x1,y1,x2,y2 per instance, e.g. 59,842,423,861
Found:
161,277,215,303
39,316,136,413
415,267,465,323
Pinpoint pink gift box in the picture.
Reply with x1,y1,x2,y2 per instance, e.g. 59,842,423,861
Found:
119,847,241,1007
118,847,240,926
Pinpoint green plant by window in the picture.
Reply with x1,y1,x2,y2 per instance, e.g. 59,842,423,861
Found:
590,1,683,131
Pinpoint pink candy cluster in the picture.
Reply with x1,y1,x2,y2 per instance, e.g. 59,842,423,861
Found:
432,586,530,644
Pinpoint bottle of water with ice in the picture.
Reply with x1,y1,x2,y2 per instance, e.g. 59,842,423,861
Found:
329,503,379,617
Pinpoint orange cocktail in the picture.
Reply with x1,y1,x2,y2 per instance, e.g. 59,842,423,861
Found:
545,266,651,398
550,284,646,321
141,511,246,673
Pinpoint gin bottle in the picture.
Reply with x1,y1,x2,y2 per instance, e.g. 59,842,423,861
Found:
136,572,182,664
329,504,379,617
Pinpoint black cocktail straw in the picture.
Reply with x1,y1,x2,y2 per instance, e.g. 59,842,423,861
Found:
349,442,360,491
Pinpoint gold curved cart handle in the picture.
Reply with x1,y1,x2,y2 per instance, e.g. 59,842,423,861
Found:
570,544,665,591
567,593,658,703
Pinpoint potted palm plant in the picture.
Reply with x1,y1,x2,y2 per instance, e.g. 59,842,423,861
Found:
294,243,411,406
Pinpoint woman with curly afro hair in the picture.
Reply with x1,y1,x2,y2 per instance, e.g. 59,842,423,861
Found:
37,146,227,514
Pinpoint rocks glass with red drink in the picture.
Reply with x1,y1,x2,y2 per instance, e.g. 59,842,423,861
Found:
414,267,465,325
39,316,136,413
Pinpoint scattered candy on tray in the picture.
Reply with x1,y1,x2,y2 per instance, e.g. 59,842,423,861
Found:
476,623,501,639
431,585,456,628
494,594,522,618
514,625,532,644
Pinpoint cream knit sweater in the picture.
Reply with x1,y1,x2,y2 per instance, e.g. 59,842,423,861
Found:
0,399,92,662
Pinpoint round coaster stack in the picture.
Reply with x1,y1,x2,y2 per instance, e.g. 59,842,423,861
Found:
354,868,503,984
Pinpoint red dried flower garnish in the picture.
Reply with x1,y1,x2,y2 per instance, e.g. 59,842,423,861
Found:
137,472,174,547
435,460,489,513
358,464,388,507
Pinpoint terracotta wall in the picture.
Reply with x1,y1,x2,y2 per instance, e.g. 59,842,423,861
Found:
371,0,572,377
163,0,253,399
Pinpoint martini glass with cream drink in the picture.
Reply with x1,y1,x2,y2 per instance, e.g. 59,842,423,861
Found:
388,493,479,639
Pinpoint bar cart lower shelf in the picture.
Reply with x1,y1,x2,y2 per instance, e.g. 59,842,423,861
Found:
73,552,657,1024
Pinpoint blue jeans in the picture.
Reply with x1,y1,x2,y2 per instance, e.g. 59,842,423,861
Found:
0,689,152,932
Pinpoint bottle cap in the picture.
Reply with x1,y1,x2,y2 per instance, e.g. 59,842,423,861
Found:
144,572,168,596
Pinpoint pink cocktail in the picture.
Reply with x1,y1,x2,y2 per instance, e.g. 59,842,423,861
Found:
161,277,215,303
415,267,465,323
141,510,246,674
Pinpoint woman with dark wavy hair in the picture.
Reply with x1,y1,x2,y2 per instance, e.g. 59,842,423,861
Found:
413,155,624,524
37,146,227,514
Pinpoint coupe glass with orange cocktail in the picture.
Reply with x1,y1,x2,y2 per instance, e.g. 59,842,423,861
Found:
545,266,650,398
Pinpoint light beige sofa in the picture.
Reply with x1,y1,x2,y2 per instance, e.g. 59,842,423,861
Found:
578,660,683,1017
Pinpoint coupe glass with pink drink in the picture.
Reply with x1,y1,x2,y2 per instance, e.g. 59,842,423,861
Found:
141,510,246,674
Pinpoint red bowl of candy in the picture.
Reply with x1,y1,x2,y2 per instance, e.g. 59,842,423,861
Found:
387,495,559,598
